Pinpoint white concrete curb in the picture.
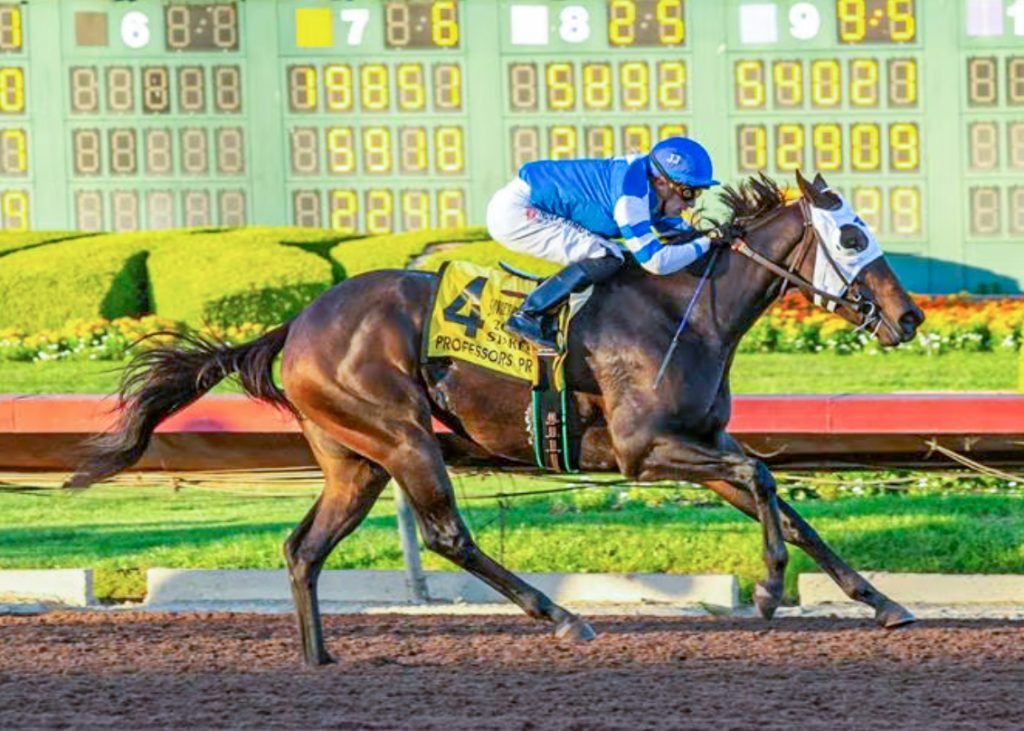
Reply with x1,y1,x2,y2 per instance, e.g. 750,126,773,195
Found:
799,572,1024,606
0,569,95,606
146,569,738,609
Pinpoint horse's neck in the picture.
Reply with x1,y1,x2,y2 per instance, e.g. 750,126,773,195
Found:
658,210,802,352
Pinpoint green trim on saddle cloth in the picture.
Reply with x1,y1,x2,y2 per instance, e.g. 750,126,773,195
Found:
531,389,545,469
560,389,575,473
530,350,581,474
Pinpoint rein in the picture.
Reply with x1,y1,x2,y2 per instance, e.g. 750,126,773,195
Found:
652,194,903,390
731,197,902,340
652,245,723,390
730,198,871,315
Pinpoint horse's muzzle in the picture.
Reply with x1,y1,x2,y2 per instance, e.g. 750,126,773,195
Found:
898,305,925,342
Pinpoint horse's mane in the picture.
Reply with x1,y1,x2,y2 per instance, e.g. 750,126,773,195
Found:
709,173,788,226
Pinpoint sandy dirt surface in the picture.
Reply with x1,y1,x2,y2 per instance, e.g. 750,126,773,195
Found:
1,612,1021,730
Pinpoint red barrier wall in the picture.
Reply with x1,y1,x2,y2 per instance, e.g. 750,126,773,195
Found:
1,393,1020,435
1,394,1020,471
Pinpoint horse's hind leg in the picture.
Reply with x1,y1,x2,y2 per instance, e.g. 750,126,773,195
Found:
284,423,390,666
388,428,595,641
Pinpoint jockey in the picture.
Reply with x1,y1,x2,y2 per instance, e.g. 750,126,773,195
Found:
486,136,721,349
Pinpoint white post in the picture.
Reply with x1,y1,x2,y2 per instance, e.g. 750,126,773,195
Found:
393,482,428,602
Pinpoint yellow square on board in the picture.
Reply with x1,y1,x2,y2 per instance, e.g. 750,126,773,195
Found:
295,8,333,48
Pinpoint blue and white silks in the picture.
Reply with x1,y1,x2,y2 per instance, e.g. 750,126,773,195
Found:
485,156,711,274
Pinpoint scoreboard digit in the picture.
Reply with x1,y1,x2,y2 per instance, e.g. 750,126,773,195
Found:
727,0,925,240
500,0,691,175
281,0,469,233
961,0,1024,240
836,0,917,44
165,3,240,51
0,2,29,231
608,0,686,46
63,1,249,231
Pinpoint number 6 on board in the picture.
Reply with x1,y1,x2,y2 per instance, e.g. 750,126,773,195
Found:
121,11,151,48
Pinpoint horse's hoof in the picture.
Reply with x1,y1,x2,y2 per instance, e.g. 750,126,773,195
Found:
753,581,781,620
875,601,916,629
305,651,337,668
554,616,597,642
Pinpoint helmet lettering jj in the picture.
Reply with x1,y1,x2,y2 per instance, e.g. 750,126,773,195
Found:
650,137,719,188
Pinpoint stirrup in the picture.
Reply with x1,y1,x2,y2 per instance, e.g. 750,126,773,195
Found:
506,312,558,351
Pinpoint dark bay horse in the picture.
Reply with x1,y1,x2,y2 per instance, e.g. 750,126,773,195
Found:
68,172,925,666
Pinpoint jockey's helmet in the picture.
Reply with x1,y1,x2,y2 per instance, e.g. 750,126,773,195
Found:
649,137,719,188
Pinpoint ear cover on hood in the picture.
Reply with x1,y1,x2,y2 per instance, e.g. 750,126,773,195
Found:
808,193,884,310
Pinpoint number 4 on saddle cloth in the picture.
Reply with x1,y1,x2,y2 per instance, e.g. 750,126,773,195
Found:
423,261,587,473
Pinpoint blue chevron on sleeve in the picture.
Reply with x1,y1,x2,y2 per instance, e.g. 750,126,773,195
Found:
633,239,663,264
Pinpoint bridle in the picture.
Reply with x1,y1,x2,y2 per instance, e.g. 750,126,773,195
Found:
727,197,900,340
653,194,900,390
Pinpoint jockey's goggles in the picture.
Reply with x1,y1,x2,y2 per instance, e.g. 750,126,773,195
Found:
649,155,707,202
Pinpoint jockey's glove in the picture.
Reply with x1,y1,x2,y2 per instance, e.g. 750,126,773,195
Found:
662,229,706,247
707,223,747,245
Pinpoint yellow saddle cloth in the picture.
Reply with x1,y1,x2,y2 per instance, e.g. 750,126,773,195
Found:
424,261,586,384
425,260,587,472
424,261,540,381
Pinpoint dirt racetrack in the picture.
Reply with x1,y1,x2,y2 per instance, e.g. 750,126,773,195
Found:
1,612,1021,730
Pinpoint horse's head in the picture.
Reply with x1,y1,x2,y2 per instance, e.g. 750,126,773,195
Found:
784,171,924,346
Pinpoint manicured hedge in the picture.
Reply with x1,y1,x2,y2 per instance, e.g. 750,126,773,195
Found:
412,239,558,277
0,226,498,330
330,226,490,277
147,228,336,327
0,231,172,331
0,231,96,257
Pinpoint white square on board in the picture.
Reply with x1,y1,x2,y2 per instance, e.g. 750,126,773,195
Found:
510,5,550,46
965,0,1004,37
739,3,779,44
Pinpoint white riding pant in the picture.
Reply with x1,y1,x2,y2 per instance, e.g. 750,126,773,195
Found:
486,177,622,266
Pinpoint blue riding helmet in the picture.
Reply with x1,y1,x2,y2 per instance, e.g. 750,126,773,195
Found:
649,137,719,188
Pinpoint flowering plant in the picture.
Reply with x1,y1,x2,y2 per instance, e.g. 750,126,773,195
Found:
0,317,274,362
1,295,1020,362
742,293,1023,354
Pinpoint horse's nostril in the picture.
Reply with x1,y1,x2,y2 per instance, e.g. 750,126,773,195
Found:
899,310,922,336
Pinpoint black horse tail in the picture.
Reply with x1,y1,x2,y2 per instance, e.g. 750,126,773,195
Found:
64,322,295,489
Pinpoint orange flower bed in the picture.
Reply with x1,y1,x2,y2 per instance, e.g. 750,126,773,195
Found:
0,317,274,362
742,292,1024,354
0,294,1020,362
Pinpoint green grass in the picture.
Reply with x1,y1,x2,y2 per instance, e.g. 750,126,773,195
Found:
1,350,1016,395
730,350,1019,393
0,361,244,395
0,231,95,257
0,227,486,331
0,232,164,331
0,476,1021,602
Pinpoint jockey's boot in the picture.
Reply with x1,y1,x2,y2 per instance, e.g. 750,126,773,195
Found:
506,255,623,350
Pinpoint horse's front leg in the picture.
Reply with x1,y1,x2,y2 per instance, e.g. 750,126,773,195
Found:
702,434,915,628
633,432,788,619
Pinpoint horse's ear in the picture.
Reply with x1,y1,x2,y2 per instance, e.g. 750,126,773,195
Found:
798,170,841,210
795,170,814,199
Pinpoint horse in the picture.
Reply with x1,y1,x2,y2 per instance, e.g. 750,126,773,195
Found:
67,171,925,667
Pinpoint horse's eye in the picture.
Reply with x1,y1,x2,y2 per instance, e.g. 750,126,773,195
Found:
839,224,868,252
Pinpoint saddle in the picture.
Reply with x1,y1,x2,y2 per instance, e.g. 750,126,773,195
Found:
424,261,586,473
